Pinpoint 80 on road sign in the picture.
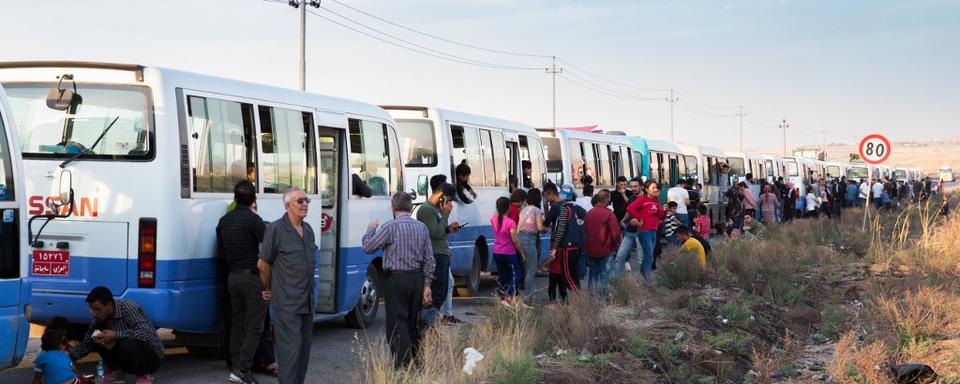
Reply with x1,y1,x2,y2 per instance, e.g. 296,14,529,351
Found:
858,134,891,165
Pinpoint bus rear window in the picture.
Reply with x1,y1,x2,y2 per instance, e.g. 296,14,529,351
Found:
785,161,799,176
396,119,436,167
5,83,153,160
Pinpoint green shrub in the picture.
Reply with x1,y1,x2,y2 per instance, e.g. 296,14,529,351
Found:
487,352,541,384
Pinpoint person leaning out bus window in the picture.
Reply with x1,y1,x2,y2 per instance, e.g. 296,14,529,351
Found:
455,161,477,204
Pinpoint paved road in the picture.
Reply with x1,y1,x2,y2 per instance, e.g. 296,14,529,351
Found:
0,276,512,384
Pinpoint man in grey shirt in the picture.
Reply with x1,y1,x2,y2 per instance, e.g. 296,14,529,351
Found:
258,188,317,384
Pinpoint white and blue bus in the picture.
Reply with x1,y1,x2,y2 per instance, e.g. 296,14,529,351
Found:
1,61,404,342
537,128,638,194
386,106,548,296
0,82,30,370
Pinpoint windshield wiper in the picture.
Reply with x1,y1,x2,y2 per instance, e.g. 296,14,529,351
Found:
59,116,120,169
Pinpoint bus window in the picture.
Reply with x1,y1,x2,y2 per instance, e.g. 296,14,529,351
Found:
186,95,256,193
258,106,317,194
526,136,545,188
386,126,403,193
626,149,635,180
541,137,563,185
490,130,507,187
684,155,698,184
649,151,660,182
0,114,12,201
348,119,398,196
728,158,745,181
396,119,436,167
704,157,714,185
450,125,482,187
598,144,612,187
668,155,681,186
570,140,584,187
611,149,622,181
7,84,153,160
479,129,496,186
582,142,596,185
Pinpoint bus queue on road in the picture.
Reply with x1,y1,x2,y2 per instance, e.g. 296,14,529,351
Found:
0,61,942,379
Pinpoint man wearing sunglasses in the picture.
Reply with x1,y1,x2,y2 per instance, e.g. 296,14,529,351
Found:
258,188,317,384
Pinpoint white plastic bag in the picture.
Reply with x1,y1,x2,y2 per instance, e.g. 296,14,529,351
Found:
462,347,484,375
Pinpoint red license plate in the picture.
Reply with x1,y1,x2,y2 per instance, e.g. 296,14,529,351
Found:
32,250,70,276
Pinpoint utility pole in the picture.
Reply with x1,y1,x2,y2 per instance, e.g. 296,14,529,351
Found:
779,118,789,156
546,56,563,129
666,89,677,142
288,0,321,91
735,106,746,152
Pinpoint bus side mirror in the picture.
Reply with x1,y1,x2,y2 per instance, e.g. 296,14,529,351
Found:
53,171,74,211
47,75,82,111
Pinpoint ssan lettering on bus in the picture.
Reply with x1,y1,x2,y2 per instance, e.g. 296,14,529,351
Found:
27,196,100,217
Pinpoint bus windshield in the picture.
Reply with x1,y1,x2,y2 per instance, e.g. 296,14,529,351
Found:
396,119,436,167
727,158,745,178
894,170,907,179
5,83,152,160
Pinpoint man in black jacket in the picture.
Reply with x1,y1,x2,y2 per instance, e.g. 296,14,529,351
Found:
216,180,266,384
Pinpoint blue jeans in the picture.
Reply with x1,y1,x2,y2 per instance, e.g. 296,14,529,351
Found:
611,231,639,279
676,213,690,228
493,254,521,298
518,232,539,298
585,253,613,299
638,230,657,281
442,269,453,316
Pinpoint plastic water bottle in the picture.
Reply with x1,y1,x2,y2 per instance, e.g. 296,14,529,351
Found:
95,360,105,384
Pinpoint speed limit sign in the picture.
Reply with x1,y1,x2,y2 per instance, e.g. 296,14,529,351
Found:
858,134,891,165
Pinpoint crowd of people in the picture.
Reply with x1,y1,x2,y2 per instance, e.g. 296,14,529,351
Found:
30,165,945,382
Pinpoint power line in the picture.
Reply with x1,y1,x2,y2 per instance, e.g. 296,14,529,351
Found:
554,58,670,92
676,101,738,118
308,9,546,71
563,69,663,100
674,91,739,110
558,73,662,101
326,0,553,58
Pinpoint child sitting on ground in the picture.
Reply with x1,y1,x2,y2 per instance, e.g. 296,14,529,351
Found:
675,226,707,271
33,328,85,384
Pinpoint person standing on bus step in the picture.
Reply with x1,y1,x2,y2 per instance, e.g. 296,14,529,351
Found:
70,286,164,384
258,188,317,384
416,175,461,311
667,179,690,227
216,180,267,384
455,161,477,204
543,183,587,295
362,192,435,368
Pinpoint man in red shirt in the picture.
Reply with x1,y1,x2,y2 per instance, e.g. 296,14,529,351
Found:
584,190,621,299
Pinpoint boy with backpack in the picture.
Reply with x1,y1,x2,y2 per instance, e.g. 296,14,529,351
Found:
542,183,587,302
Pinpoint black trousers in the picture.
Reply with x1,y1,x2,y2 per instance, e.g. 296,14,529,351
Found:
95,338,160,375
430,254,450,310
384,271,423,368
228,271,268,373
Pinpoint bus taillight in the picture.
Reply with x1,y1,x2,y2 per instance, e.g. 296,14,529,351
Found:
138,218,157,288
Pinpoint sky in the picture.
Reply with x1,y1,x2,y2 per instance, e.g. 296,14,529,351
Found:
1,0,957,152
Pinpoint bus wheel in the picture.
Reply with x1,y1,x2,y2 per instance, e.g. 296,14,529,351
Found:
346,265,380,328
456,251,481,297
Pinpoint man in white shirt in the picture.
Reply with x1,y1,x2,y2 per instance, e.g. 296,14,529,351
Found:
858,179,870,207
576,184,595,212
667,179,691,226
871,180,884,209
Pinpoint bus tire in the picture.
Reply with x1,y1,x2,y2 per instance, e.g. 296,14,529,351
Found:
345,265,380,328
456,251,481,297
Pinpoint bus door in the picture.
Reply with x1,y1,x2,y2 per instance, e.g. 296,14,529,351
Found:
0,86,29,370
503,131,519,188
315,126,341,313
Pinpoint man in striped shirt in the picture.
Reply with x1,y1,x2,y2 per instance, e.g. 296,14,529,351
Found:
71,286,163,384
362,192,434,368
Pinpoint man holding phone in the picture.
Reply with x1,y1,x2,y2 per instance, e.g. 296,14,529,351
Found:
417,175,463,309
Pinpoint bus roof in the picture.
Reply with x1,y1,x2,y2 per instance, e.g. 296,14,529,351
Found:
384,105,539,136
0,61,395,123
645,139,682,154
536,128,634,146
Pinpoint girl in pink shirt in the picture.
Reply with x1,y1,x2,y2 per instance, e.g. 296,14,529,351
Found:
491,197,525,300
